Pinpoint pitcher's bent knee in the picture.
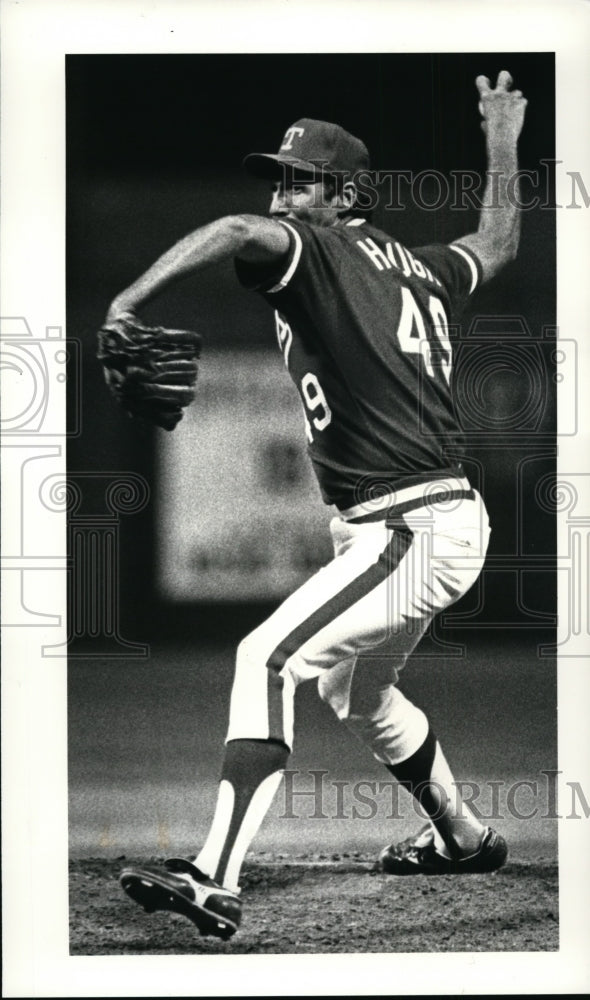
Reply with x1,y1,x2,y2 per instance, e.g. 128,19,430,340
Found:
321,674,429,766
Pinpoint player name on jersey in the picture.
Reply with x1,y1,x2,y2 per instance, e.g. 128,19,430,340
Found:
356,236,442,286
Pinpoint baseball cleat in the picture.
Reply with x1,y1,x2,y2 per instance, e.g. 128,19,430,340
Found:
376,824,508,875
120,857,241,939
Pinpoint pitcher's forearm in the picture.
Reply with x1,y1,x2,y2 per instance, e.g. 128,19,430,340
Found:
108,213,291,319
479,136,521,257
109,216,250,315
456,73,527,283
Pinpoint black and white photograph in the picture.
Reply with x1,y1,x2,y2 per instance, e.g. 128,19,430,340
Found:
2,1,590,996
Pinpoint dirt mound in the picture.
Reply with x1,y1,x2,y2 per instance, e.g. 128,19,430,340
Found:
70,853,558,954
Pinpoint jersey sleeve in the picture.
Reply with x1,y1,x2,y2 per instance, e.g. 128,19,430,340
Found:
411,242,483,317
234,221,302,293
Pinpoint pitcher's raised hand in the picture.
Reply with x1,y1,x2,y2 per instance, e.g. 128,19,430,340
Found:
476,70,528,141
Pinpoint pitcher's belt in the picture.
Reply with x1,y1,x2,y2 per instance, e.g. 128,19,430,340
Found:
339,477,475,524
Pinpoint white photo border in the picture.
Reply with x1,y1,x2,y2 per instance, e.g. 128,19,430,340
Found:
2,0,589,995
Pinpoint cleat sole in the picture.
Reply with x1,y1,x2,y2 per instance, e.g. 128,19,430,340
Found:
120,870,237,940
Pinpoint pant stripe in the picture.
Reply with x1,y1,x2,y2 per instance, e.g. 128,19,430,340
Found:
266,524,414,678
267,671,285,744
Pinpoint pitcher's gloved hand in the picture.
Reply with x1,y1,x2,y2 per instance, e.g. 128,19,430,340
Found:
97,312,202,430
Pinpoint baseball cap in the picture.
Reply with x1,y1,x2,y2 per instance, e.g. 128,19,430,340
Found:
243,118,370,181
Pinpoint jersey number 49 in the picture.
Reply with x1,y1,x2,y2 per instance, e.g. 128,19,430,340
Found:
397,288,452,385
301,372,332,443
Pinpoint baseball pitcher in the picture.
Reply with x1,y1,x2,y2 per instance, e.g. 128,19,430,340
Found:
99,71,528,939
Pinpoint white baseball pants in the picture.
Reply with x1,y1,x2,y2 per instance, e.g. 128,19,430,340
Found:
226,479,490,766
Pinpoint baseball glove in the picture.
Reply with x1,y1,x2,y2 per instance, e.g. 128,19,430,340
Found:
97,313,202,431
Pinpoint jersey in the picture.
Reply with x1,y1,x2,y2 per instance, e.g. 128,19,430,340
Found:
235,217,482,509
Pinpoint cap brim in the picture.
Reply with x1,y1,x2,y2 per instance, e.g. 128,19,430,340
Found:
242,153,322,181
